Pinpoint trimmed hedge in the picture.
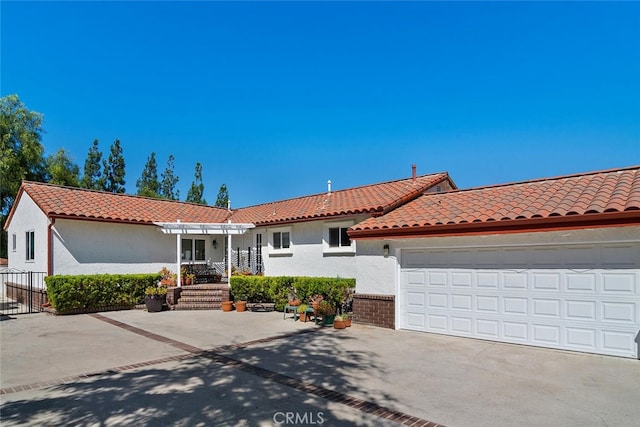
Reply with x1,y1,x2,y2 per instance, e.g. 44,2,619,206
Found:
45,274,160,314
230,276,355,311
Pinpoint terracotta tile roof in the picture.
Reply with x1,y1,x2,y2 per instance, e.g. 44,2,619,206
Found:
351,166,640,237
14,182,231,225
229,173,452,225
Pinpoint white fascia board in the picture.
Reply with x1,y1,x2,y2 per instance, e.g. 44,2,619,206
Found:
154,222,255,235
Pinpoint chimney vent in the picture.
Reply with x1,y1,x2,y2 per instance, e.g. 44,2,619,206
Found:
327,180,332,195
412,164,417,182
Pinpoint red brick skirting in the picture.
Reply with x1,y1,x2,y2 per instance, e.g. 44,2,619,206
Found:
352,293,395,329
4,282,49,310
166,286,182,306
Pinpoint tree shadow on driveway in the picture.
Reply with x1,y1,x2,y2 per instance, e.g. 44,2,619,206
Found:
0,329,408,426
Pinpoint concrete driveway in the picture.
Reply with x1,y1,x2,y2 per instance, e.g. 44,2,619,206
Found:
1,310,638,426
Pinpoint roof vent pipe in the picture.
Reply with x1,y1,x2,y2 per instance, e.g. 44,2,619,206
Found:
327,180,332,195
412,164,417,182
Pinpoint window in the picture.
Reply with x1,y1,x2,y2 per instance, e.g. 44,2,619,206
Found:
329,227,351,247
269,227,292,254
12,233,17,252
273,231,290,250
194,239,205,260
323,221,355,254
26,231,35,261
182,238,206,261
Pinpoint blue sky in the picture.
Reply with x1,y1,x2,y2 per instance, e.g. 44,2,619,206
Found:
2,1,639,207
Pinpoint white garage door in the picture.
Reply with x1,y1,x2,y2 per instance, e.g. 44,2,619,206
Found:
400,243,640,358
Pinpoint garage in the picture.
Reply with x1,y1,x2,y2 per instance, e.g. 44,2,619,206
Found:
399,242,640,358
350,166,640,358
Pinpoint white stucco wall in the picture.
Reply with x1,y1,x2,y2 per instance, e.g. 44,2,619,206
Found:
353,226,640,295
6,193,50,273
52,219,178,275
235,216,369,278
354,239,398,294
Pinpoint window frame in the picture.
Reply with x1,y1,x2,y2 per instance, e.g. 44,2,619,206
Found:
269,226,293,255
25,230,35,261
323,221,356,254
181,238,207,262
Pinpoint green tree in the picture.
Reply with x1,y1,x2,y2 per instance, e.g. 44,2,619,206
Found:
102,139,126,193
46,148,80,186
81,139,103,190
215,183,229,208
0,94,47,212
136,152,160,198
186,162,207,205
160,154,179,200
0,94,47,258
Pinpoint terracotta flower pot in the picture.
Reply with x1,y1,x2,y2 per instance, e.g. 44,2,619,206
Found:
345,318,352,327
288,300,301,306
333,318,346,329
235,301,247,312
221,301,233,312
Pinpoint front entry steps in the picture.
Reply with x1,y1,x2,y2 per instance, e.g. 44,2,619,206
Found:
172,284,230,310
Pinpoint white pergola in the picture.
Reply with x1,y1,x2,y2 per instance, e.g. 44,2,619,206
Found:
154,221,255,286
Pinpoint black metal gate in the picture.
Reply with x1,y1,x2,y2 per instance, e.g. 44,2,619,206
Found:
0,270,47,315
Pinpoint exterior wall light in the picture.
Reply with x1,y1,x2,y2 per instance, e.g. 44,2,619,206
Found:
212,239,218,249
383,244,390,258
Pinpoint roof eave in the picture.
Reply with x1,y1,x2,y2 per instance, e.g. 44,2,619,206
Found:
349,211,640,240
3,183,29,231
251,211,376,227
48,213,157,226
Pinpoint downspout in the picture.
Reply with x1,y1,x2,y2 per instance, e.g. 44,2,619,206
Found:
47,218,55,276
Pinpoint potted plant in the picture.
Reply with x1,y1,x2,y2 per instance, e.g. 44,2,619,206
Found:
287,284,301,306
297,304,311,322
310,294,324,312
221,301,233,312
185,273,196,285
344,314,352,327
232,287,248,312
180,266,188,285
159,267,177,286
334,314,347,329
316,300,336,326
145,286,167,313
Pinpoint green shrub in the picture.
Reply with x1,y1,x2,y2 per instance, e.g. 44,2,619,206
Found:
45,274,160,313
230,276,355,311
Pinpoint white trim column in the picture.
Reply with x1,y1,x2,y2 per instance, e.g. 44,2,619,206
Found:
227,219,232,281
176,221,182,287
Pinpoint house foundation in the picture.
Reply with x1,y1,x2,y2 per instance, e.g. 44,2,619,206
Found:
352,293,395,329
